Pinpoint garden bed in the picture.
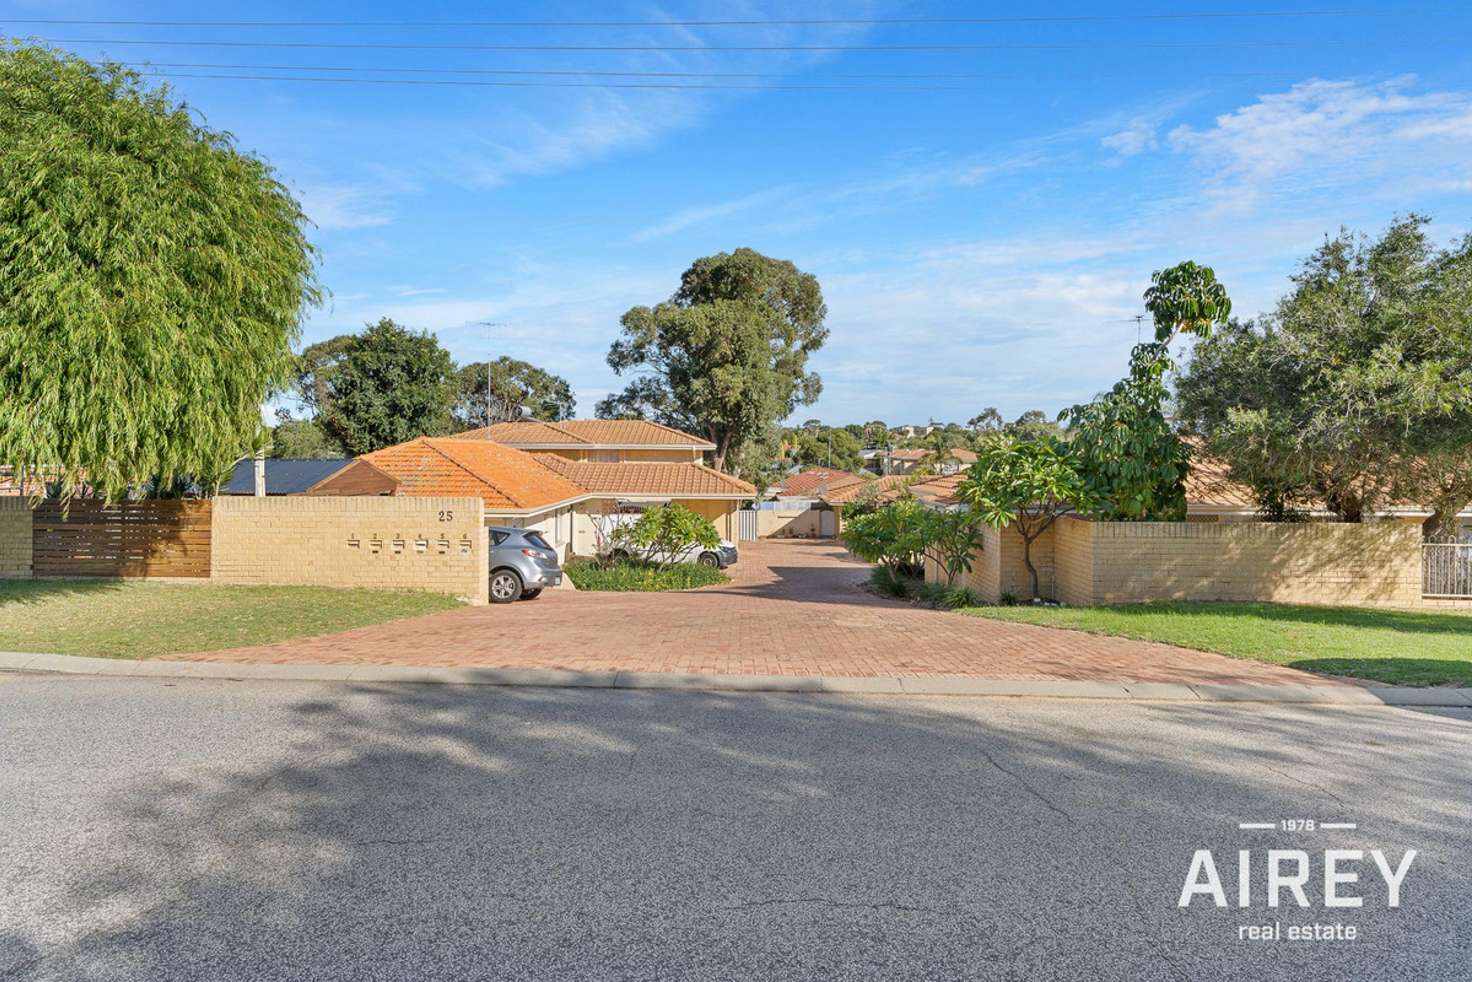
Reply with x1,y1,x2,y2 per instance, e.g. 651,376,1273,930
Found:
564,559,728,592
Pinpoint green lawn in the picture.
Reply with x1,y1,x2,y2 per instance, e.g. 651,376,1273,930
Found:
0,580,463,659
961,602,1472,687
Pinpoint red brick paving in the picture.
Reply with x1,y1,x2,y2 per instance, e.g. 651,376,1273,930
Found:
176,540,1338,685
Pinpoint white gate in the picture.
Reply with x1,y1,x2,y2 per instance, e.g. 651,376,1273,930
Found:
819,509,836,538
737,509,759,541
1423,543,1472,598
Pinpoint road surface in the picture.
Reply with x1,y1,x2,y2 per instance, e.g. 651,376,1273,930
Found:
2,674,1468,980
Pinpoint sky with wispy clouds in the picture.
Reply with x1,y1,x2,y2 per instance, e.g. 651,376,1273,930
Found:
12,0,1472,425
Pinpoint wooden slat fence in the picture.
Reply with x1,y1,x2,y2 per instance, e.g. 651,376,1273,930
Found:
32,500,213,578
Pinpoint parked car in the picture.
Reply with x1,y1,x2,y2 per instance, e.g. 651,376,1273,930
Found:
488,527,562,603
612,538,739,569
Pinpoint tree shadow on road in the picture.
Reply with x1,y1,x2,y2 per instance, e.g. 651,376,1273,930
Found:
5,682,1470,980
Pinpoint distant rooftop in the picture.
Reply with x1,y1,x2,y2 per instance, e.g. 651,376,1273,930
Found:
223,459,353,495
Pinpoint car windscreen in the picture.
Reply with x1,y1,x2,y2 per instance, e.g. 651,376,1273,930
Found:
524,532,553,551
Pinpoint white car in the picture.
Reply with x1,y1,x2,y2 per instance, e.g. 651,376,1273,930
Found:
611,538,739,569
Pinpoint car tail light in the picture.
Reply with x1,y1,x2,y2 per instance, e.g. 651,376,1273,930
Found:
521,548,540,557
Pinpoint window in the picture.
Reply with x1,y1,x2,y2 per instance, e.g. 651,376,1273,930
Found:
525,531,553,551
589,450,620,462
490,531,509,545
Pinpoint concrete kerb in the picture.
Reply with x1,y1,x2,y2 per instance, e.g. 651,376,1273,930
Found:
2,650,1470,707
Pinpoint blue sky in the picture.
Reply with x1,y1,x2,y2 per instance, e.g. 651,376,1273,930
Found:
8,1,1472,425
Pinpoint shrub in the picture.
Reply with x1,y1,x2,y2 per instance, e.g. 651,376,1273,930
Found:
867,566,918,598
915,582,981,610
841,496,929,572
564,558,726,592
610,504,720,569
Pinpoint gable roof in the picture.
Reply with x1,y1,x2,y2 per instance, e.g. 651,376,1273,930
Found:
907,472,967,506
770,468,866,498
459,419,716,449
534,455,755,497
363,437,586,512
821,474,917,506
223,458,354,495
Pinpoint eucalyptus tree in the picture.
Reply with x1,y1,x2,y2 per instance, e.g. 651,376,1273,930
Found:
597,248,828,472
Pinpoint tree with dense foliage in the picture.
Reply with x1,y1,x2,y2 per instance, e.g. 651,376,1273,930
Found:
311,319,456,455
1003,410,1062,444
453,357,575,429
597,248,828,471
612,504,721,569
1177,217,1472,536
1064,261,1231,520
969,407,1004,432
918,508,985,587
0,44,320,499
840,495,930,575
788,425,865,473
269,413,343,459
955,438,1094,601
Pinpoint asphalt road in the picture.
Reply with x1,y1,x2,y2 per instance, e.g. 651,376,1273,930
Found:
1,675,1468,981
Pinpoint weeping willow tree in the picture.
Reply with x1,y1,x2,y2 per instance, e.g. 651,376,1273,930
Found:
0,43,320,500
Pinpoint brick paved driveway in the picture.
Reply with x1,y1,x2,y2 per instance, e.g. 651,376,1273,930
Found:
180,541,1335,685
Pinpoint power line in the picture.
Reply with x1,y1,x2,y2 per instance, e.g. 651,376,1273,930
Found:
21,35,1379,52
124,61,1315,81
0,11,1392,29
135,70,958,91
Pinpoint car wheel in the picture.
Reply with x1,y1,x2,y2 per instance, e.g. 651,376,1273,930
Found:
489,569,524,604
697,552,721,568
520,589,542,601
612,548,631,562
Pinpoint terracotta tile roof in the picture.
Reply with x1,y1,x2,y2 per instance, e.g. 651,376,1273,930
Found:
886,449,928,461
534,455,756,497
363,438,586,511
459,419,716,449
908,473,967,506
948,448,978,463
770,468,866,497
1183,443,1257,510
821,474,917,505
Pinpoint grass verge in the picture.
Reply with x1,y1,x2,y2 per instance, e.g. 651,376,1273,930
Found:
960,601,1472,687
564,559,727,592
0,579,463,660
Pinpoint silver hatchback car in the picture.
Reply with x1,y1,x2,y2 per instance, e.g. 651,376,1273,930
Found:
488,527,562,603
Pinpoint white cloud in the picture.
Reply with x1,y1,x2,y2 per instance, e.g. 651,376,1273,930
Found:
1101,119,1159,159
294,183,398,231
1167,77,1472,212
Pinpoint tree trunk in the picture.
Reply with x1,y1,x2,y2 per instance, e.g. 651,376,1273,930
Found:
1423,502,1466,543
1021,534,1040,602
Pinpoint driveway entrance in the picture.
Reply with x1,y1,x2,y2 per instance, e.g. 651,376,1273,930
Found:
181,542,1329,685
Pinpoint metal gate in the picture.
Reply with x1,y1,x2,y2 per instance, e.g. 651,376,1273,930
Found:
736,509,758,541
1423,543,1472,598
819,509,836,538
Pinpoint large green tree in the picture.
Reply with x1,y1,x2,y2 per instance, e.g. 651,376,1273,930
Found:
311,319,456,454
268,413,344,459
454,357,576,429
787,424,865,473
1065,261,1231,520
596,248,828,471
1177,217,1472,536
0,44,320,499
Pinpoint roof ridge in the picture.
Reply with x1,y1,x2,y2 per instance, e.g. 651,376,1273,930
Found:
425,437,551,509
540,420,592,444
